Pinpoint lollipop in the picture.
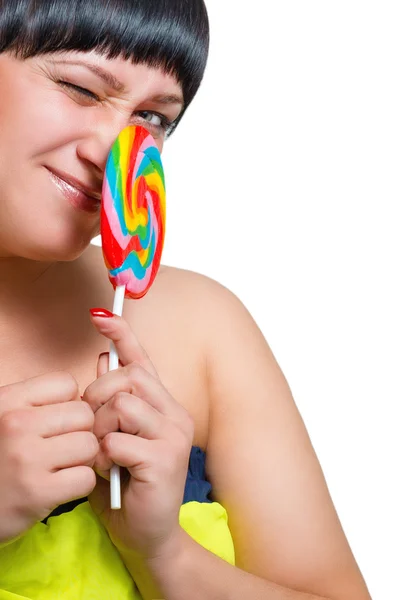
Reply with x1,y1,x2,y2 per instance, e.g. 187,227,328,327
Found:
100,125,166,509
101,125,166,299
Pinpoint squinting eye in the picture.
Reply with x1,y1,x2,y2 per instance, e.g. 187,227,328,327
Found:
59,81,99,101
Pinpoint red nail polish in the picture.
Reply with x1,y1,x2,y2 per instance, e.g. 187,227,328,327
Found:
90,308,114,318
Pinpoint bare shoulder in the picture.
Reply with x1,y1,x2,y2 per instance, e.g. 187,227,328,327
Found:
153,265,253,328
156,264,227,296
156,266,276,377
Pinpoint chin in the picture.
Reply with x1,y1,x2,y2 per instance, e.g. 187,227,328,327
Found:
8,230,94,263
1,197,100,261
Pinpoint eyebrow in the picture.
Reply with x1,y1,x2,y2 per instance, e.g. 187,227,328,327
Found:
49,59,125,92
149,93,184,107
48,59,184,107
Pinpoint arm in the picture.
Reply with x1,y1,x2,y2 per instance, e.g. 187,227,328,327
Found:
123,527,332,599
124,279,371,600
203,281,371,599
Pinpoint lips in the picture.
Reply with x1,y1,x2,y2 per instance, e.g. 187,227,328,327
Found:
46,167,102,214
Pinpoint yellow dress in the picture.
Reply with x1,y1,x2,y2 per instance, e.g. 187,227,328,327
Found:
0,447,235,599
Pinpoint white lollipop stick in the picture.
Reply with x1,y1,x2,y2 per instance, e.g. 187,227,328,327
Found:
109,284,126,510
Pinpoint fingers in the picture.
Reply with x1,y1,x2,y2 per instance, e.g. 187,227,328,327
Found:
89,310,158,376
93,392,167,442
51,466,97,504
95,433,191,485
38,401,95,438
0,371,80,415
94,432,153,475
46,431,99,470
93,395,193,479
0,401,94,440
84,363,187,427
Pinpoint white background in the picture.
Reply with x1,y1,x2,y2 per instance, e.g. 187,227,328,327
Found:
96,2,404,597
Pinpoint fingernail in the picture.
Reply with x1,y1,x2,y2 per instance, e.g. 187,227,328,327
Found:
90,308,114,318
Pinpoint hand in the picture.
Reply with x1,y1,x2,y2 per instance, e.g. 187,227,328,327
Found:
0,372,98,543
84,311,194,562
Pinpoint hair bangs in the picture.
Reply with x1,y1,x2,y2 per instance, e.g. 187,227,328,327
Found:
0,0,209,119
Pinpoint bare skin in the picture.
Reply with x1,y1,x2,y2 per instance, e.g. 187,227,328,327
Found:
0,248,210,450
0,49,371,599
0,245,371,598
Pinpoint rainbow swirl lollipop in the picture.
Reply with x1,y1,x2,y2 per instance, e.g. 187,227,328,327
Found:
101,125,166,299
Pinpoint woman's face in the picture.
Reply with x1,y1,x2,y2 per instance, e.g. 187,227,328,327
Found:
0,50,183,261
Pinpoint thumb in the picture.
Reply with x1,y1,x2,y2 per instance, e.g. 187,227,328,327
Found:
89,308,158,378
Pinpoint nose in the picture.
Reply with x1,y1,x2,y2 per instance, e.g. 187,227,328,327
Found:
76,118,128,178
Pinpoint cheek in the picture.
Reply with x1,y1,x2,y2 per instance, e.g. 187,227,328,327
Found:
30,97,80,155
0,87,75,218
0,66,98,259
0,84,84,162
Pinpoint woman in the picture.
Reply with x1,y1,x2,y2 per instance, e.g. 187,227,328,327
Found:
0,1,371,598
